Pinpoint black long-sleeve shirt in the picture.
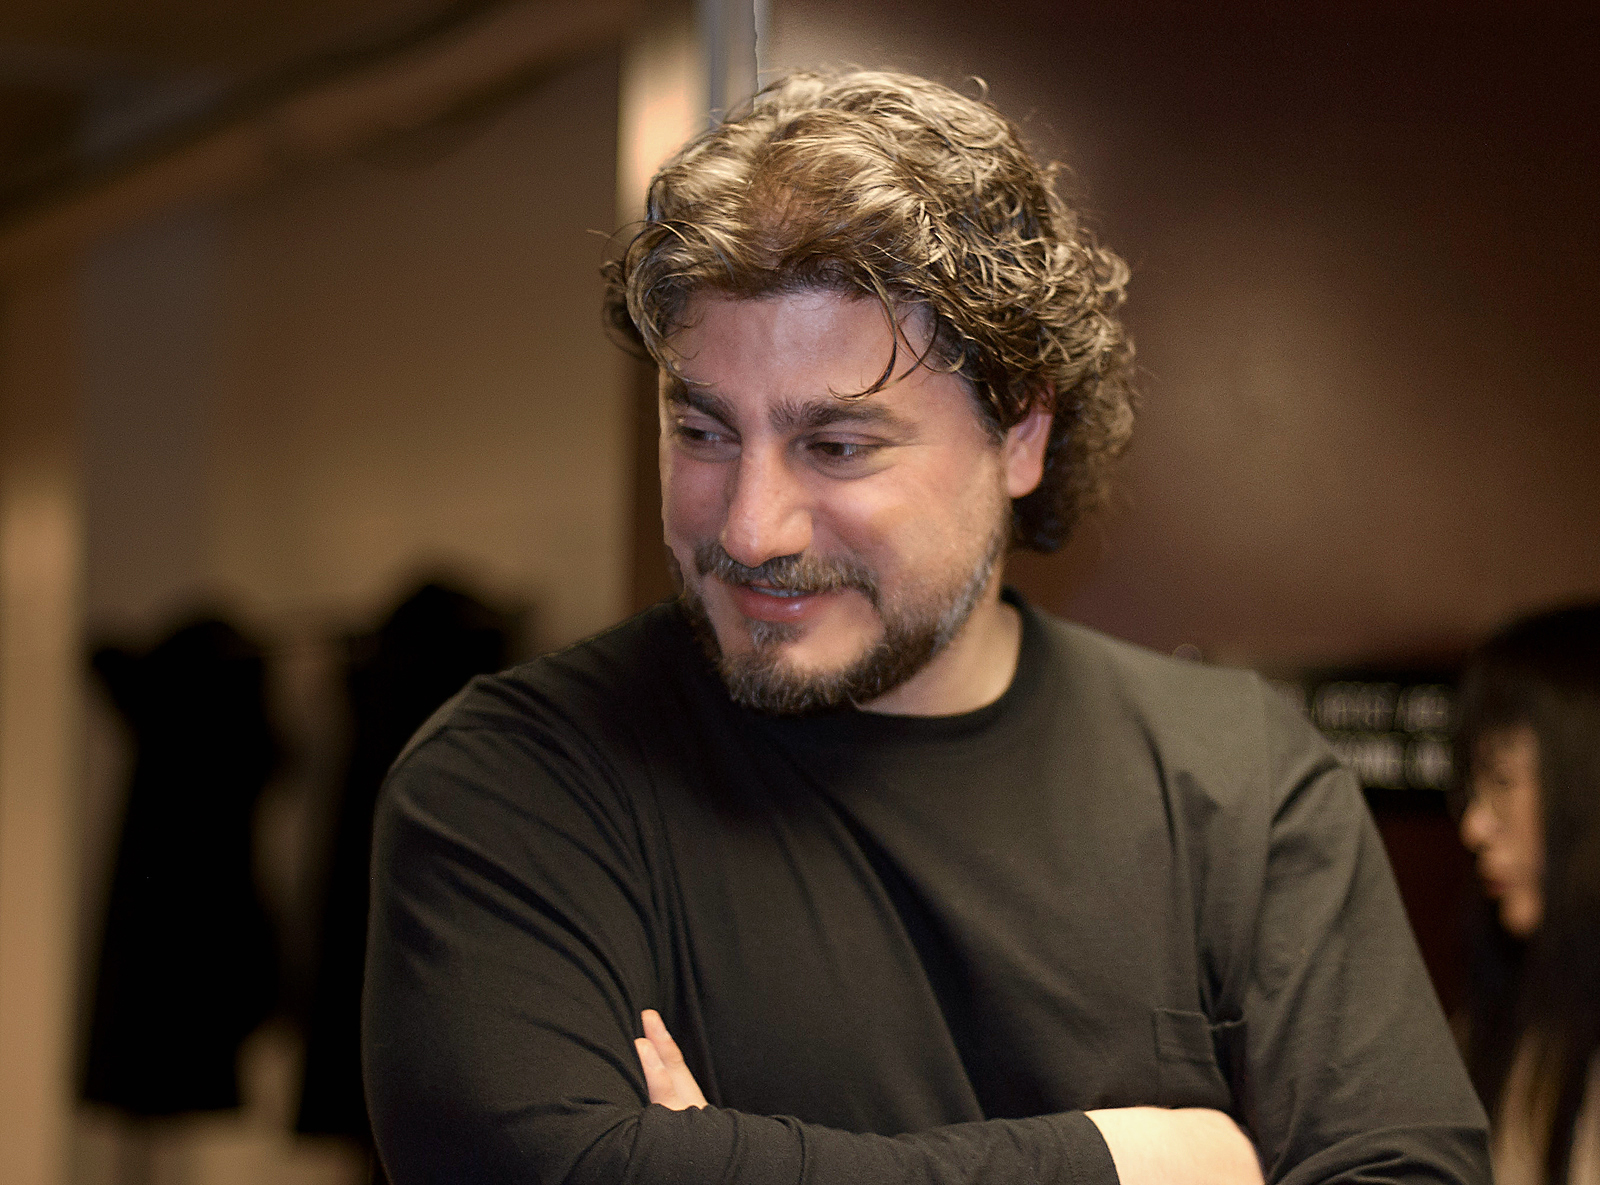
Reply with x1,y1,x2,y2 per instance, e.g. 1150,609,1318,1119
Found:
363,597,1490,1185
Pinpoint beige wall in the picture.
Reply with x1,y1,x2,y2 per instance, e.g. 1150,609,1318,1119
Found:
208,50,629,648
66,45,628,1185
0,259,84,1185
766,5,1600,665
81,51,630,645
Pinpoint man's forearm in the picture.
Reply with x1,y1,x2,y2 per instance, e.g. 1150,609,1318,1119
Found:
562,1105,1113,1185
633,1012,1263,1185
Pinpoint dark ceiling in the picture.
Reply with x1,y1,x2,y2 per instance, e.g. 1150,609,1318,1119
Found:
0,0,478,214
5,2,1595,225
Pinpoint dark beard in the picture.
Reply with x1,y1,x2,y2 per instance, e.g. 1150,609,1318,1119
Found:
675,533,1003,715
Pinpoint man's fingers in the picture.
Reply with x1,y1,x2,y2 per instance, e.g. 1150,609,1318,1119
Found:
637,1010,708,1110
634,1037,679,1106
641,1009,683,1064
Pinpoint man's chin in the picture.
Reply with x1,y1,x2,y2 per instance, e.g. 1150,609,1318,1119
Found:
680,588,942,715
718,649,909,715
674,524,1004,715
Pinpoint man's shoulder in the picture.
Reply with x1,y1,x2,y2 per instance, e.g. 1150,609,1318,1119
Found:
1027,605,1268,714
1022,603,1322,780
394,599,702,768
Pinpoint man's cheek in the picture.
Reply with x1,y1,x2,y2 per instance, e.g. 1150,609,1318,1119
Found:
661,467,725,547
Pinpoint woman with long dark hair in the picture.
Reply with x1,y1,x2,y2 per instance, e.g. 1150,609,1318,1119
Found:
1456,602,1600,1185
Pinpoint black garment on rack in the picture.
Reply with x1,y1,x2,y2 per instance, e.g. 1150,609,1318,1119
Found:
84,617,280,1116
297,581,517,1141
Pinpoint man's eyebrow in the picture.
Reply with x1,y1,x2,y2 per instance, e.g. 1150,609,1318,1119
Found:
662,380,736,426
664,382,913,434
770,396,911,433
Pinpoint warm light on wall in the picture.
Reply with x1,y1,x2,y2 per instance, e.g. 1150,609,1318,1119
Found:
617,16,700,227
0,261,84,1185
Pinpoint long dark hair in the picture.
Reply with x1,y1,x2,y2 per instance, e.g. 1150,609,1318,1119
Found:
1454,602,1600,1184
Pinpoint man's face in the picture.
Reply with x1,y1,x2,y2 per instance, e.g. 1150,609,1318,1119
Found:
659,288,1044,713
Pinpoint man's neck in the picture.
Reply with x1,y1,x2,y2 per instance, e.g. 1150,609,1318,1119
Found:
858,587,1022,718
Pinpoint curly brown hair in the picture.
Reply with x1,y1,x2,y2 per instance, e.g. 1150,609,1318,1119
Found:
603,69,1136,552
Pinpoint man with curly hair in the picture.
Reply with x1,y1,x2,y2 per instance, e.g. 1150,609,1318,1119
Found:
364,72,1489,1185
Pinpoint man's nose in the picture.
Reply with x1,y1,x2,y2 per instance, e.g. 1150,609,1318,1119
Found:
719,450,812,568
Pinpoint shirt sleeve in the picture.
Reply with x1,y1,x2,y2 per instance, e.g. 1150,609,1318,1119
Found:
362,721,1119,1185
1219,684,1490,1185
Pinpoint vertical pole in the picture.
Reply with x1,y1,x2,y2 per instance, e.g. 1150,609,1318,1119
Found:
617,0,760,611
697,0,758,122
618,1,699,612
0,257,83,1185
753,0,771,88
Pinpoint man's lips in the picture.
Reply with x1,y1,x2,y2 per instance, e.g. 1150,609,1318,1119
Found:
725,580,845,623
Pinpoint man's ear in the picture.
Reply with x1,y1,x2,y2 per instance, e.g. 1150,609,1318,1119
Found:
1001,391,1053,498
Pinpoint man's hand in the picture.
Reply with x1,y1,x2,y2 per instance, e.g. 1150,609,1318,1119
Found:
1087,1106,1263,1185
635,1010,708,1110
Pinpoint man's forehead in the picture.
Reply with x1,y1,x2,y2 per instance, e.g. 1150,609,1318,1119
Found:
674,287,930,338
662,288,941,403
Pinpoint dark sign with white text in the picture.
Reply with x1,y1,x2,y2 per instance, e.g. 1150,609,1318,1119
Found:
1269,671,1458,806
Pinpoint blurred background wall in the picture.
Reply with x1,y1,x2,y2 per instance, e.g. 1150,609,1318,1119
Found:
0,3,1595,1184
84,51,628,653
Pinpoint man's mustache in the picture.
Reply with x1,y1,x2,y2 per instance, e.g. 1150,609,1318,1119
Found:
693,542,878,602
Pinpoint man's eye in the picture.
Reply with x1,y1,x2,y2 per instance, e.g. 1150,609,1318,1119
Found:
810,440,877,461
673,422,732,448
